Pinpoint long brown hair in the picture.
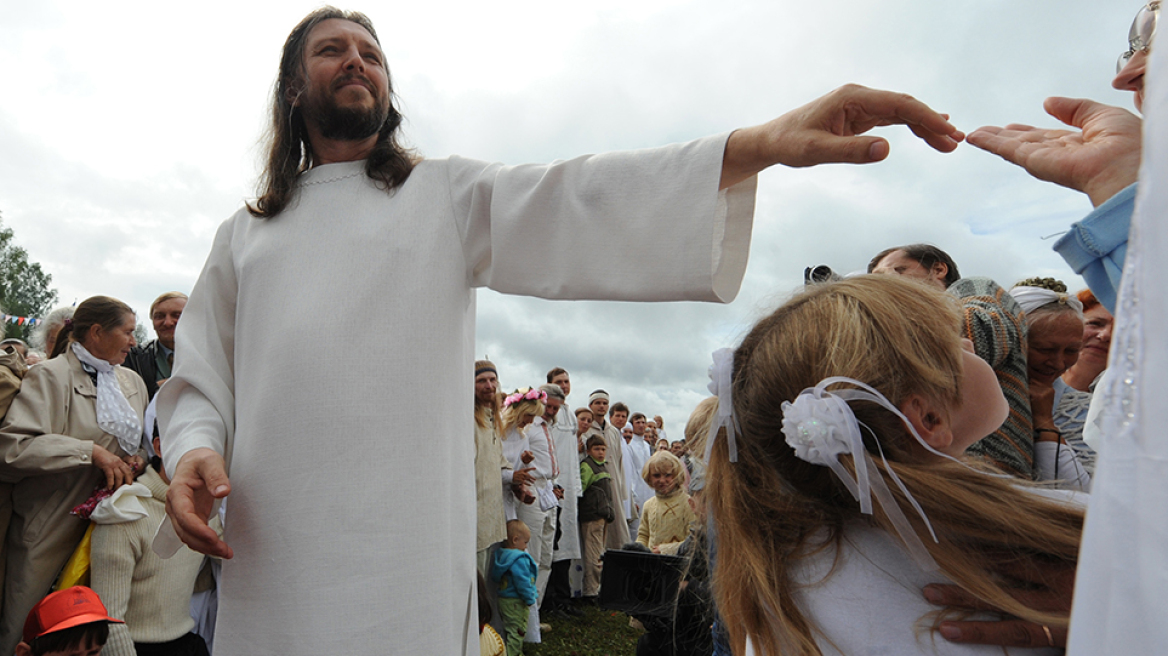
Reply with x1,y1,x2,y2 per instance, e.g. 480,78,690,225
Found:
51,296,134,359
708,276,1083,656
248,6,417,219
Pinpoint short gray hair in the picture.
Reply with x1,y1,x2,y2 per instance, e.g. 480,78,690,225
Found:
540,384,565,402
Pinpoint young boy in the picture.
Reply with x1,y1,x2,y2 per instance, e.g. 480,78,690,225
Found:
490,520,538,656
16,586,123,656
577,435,616,598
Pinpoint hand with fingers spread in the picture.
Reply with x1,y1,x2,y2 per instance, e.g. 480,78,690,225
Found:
165,447,234,559
720,83,964,189
967,97,1142,207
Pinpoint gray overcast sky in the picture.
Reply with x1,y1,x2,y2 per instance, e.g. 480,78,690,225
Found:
0,0,1141,431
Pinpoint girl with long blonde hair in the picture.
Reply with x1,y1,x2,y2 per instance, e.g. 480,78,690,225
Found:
706,276,1083,655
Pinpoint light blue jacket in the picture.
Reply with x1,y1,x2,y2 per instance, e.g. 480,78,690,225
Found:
1053,183,1135,313
491,547,538,606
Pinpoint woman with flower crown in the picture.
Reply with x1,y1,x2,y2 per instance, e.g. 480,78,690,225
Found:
705,276,1083,655
497,388,549,643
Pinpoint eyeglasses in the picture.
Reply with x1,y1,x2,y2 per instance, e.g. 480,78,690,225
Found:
1119,2,1161,73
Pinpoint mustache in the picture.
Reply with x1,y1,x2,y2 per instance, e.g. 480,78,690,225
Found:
333,74,374,92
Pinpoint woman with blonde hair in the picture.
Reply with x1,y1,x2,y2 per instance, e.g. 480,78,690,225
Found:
497,387,548,643
706,276,1082,655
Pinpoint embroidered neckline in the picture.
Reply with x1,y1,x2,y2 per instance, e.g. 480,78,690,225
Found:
296,165,365,188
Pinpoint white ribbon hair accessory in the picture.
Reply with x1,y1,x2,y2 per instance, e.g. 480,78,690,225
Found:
780,376,975,573
704,348,740,463
72,342,143,456
1009,285,1084,316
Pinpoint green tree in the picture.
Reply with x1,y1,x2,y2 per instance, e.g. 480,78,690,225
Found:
0,212,59,341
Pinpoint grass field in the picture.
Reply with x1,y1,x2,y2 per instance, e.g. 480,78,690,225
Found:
522,604,641,655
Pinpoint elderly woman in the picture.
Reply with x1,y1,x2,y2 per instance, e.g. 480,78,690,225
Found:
1010,278,1092,489
0,296,147,654
29,306,75,362
1048,289,1112,476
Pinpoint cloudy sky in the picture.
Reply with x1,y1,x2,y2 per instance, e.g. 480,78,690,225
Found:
0,0,1141,432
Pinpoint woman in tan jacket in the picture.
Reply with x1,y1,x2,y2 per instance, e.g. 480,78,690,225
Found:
0,296,148,655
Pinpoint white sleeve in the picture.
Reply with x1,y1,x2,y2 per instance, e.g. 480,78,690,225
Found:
522,423,556,480
1035,441,1092,491
156,216,240,473
448,133,757,303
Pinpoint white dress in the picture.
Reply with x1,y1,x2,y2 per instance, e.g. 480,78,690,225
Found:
748,490,1080,656
156,134,756,655
1067,38,1168,655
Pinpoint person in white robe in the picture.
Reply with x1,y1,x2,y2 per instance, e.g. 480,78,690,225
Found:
623,413,654,536
154,9,965,656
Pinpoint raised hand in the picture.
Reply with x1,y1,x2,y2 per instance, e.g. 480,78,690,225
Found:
967,97,1142,207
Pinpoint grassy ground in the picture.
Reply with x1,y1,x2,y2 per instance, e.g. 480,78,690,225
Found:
523,604,641,655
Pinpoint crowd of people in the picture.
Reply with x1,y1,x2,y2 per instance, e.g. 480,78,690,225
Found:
0,1,1156,654
0,292,215,656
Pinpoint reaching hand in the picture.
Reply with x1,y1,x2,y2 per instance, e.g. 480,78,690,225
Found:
165,448,233,559
720,84,964,188
967,97,1142,207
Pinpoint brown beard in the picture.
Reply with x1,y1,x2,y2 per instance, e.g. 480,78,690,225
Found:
300,75,389,141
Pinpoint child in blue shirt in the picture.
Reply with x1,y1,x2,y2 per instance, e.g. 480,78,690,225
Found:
490,520,538,656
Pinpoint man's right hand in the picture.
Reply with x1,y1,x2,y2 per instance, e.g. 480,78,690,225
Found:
165,447,233,559
967,97,1142,207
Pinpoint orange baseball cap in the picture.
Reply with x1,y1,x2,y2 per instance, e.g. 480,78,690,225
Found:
22,587,123,643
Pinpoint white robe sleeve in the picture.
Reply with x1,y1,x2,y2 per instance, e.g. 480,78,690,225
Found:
156,217,239,472
448,133,756,301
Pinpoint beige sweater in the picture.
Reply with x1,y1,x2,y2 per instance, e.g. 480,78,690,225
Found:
636,487,696,553
90,467,207,656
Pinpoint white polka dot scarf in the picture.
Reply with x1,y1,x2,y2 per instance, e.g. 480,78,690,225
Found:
72,342,142,455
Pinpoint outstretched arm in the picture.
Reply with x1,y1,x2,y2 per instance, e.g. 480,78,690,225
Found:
719,84,964,189
967,97,1142,207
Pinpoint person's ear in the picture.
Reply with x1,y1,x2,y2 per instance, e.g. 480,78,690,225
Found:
285,77,306,108
898,394,953,452
14,642,32,656
931,262,949,283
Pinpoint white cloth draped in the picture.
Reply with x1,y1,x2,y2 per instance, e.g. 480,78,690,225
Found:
1067,41,1168,655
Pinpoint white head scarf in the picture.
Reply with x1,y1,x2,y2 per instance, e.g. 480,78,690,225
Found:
1009,285,1085,317
71,342,142,455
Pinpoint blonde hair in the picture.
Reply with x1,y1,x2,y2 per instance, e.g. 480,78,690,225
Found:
642,450,685,488
505,519,530,546
499,396,545,435
708,276,1083,656
682,396,718,462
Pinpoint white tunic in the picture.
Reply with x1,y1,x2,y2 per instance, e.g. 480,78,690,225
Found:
551,404,582,561
157,134,755,655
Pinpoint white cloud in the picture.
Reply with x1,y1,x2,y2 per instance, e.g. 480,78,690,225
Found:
0,0,1142,429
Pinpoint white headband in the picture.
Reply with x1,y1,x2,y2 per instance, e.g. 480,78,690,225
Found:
1009,285,1084,316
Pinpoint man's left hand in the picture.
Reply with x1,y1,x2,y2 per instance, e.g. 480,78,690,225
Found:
720,84,964,189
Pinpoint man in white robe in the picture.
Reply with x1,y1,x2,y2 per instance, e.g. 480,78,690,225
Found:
624,412,655,535
155,8,964,655
545,370,583,610
584,391,631,547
